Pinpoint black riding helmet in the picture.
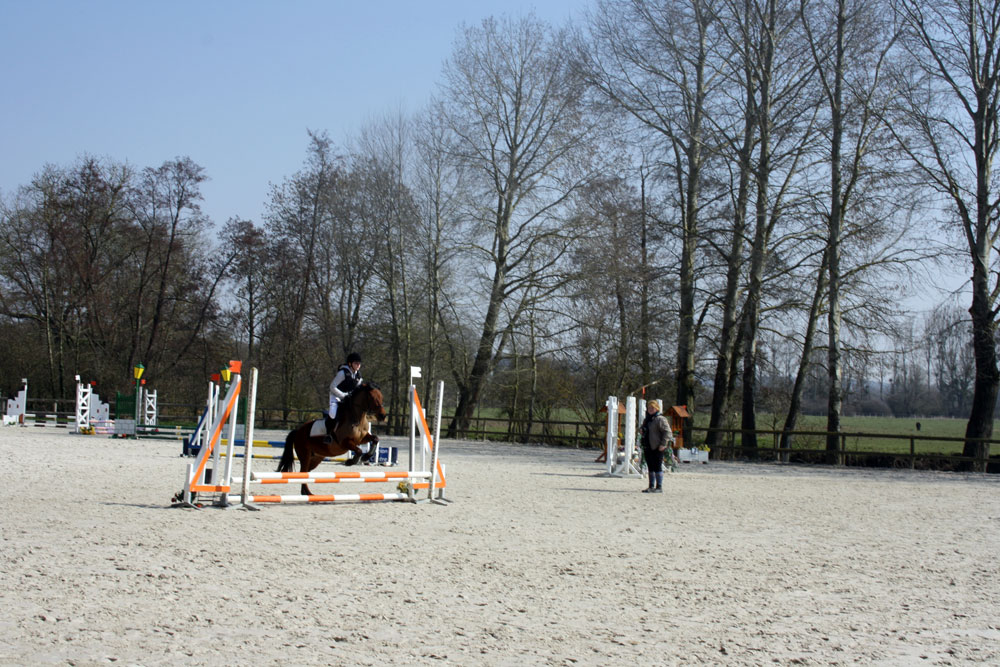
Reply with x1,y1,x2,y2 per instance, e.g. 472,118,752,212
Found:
346,352,362,364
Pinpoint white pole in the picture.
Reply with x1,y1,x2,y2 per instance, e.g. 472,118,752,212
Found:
428,380,444,502
434,380,444,451
638,398,647,474
74,375,85,433
202,380,215,452
622,396,637,476
605,396,617,475
409,384,417,477
409,366,421,476
241,368,259,509
220,373,241,506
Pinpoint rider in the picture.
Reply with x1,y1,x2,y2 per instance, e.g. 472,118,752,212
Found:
324,352,363,445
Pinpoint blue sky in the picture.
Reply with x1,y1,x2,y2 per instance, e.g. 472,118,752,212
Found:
0,1,587,227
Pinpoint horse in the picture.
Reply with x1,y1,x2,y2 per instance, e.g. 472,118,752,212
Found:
277,382,387,495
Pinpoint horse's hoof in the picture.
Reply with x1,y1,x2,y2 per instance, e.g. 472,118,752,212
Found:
344,456,359,467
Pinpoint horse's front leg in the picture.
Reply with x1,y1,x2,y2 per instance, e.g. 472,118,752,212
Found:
342,438,364,467
300,452,323,495
359,433,379,462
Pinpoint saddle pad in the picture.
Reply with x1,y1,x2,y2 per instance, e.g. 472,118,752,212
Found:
309,419,327,438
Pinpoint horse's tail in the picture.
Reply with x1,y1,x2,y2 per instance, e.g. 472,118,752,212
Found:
277,427,297,473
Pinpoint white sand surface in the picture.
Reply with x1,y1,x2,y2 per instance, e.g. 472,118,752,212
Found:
1,426,998,666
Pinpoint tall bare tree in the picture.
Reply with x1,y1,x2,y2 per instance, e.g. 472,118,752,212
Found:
799,0,900,457
724,0,818,453
355,111,422,425
891,0,1000,469
413,101,467,400
264,131,344,411
441,15,594,434
582,0,719,425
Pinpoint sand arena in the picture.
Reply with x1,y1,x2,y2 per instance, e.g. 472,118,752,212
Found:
1,427,998,665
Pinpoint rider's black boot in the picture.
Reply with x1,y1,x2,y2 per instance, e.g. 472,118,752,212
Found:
323,416,336,445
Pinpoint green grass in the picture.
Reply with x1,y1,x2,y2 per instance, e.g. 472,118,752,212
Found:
464,407,999,457
697,414,1000,456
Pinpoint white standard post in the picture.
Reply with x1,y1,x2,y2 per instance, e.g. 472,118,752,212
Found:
144,389,157,426
637,398,647,473
5,379,28,423
409,366,421,475
427,380,444,502
240,368,259,509
209,381,225,499
202,381,217,452
74,375,88,433
434,380,444,451
605,396,618,475
622,396,637,475
619,395,641,477
408,384,417,491
219,373,241,506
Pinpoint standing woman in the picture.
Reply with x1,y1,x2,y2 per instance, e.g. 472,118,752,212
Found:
640,400,674,493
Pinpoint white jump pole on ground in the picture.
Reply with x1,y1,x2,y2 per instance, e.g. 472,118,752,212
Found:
218,369,243,507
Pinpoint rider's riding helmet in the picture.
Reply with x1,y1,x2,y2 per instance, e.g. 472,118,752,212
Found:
346,352,362,365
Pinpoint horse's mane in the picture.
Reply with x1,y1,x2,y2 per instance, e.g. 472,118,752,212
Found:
343,382,383,423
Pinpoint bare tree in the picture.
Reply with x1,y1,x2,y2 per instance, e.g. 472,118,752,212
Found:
926,302,975,417
354,110,422,425
891,0,1000,469
582,0,720,430
264,131,345,412
440,15,595,434
129,158,213,374
718,0,819,453
798,0,902,457
413,100,467,400
220,217,268,367
0,156,224,398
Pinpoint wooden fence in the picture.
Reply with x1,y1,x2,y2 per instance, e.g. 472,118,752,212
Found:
12,397,998,471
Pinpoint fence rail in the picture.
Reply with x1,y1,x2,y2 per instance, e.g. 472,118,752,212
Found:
697,427,999,471
10,397,998,471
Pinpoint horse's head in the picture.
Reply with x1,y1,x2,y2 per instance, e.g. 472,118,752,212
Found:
358,382,386,422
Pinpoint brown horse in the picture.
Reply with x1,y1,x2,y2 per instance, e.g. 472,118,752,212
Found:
277,382,387,495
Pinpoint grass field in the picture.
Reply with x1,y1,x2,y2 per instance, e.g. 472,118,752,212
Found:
462,406,1000,461
704,414,1000,456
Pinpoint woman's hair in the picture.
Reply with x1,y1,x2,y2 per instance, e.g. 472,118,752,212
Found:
647,400,660,412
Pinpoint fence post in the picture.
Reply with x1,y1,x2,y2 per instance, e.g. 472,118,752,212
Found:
910,437,915,470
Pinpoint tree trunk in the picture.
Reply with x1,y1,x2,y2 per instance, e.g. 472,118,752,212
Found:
706,107,754,447
825,0,846,464
781,248,829,456
449,265,505,436
963,269,998,471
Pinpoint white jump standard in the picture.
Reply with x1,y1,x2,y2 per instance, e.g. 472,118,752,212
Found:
601,395,644,478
